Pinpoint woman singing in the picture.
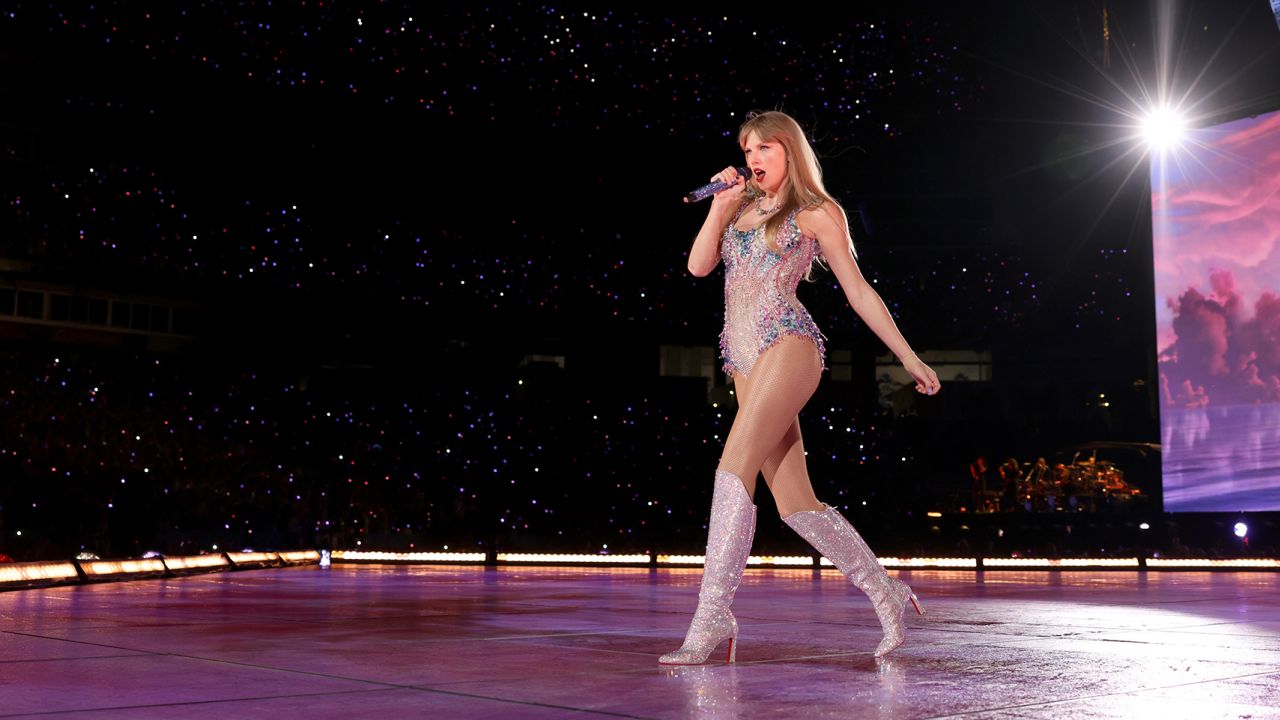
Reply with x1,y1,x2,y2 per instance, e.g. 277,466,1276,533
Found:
660,111,941,665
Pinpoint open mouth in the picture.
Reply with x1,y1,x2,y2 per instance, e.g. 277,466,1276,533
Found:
753,169,765,182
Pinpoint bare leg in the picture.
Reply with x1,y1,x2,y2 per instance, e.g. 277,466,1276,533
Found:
717,336,823,497
730,343,823,516
734,347,924,658
759,419,825,517
657,336,821,665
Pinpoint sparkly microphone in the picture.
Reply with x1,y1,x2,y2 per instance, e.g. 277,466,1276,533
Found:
682,167,750,203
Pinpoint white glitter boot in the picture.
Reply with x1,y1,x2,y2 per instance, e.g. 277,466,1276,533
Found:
783,504,923,658
659,469,757,665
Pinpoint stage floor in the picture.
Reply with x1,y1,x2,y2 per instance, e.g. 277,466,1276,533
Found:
3,564,1280,719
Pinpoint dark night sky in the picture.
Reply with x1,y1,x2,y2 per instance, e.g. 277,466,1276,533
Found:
1,2,1279,557
2,1,1278,378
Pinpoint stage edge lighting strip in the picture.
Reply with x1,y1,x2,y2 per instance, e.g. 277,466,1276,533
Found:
163,555,231,571
497,553,650,564
657,555,706,565
80,559,168,576
661,555,811,566
1146,558,1280,569
0,561,79,584
227,552,280,565
661,556,977,568
325,553,1280,569
878,557,979,568
278,550,321,563
982,558,1141,567
333,551,487,562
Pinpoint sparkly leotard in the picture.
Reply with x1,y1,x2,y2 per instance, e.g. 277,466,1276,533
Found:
719,202,828,376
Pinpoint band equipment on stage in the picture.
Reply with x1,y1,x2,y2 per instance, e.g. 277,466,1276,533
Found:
971,449,1143,513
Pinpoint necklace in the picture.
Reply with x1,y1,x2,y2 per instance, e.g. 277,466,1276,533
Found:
754,197,780,216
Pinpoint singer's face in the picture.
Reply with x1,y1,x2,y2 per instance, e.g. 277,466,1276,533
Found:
741,130,787,194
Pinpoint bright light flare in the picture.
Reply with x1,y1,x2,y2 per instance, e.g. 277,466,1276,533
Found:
1234,522,1249,538
1141,106,1187,150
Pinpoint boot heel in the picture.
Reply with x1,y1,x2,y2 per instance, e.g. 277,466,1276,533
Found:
657,470,757,666
909,592,924,616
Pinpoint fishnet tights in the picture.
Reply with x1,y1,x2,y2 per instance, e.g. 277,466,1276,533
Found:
717,336,826,517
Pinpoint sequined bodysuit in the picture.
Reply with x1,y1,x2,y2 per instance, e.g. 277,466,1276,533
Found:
719,203,827,377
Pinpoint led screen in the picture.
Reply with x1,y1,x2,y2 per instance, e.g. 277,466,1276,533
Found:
1153,108,1280,511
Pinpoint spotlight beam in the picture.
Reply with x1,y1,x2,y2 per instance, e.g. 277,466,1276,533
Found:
1141,106,1187,149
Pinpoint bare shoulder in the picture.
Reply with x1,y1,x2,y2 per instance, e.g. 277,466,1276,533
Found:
796,203,845,238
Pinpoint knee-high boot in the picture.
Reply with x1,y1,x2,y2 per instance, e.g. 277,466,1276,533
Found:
783,504,923,657
659,469,756,665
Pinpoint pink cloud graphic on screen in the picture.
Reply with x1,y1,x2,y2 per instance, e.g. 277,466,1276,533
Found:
1155,111,1280,408
1161,271,1280,406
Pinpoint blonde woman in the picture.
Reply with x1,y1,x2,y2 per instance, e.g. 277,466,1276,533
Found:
660,111,940,665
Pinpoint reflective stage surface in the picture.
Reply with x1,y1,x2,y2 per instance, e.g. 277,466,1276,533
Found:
3,565,1279,718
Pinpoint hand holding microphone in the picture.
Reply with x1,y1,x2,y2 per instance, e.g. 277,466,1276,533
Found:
683,166,750,205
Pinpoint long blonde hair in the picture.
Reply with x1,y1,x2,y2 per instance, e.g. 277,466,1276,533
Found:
737,111,857,274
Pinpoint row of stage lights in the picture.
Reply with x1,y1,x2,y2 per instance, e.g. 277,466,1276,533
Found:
5,549,1277,591
329,551,1280,570
0,550,321,589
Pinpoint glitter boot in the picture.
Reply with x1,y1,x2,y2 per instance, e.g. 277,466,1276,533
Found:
783,504,924,658
659,469,757,665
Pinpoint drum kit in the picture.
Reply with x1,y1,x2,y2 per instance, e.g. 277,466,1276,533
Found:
1003,450,1141,513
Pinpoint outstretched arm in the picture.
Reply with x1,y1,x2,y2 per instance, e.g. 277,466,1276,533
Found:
799,205,941,395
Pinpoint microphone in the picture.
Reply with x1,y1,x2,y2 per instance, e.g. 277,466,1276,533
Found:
682,167,750,203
